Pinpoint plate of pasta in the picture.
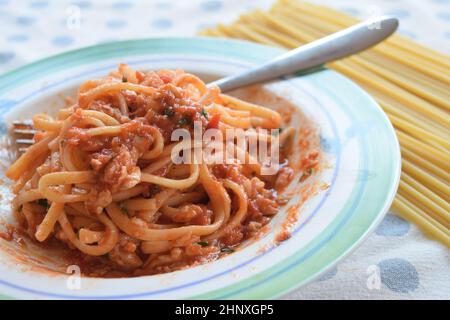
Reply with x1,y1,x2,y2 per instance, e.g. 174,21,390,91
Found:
0,38,400,299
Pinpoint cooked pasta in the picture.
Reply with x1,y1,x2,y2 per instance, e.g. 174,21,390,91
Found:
200,0,450,247
6,64,316,276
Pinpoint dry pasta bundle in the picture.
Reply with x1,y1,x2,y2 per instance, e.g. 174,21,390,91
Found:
200,0,450,247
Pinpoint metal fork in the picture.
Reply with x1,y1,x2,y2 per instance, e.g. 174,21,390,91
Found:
12,16,398,152
11,119,39,153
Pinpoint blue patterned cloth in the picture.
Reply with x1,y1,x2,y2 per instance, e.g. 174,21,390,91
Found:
0,0,449,299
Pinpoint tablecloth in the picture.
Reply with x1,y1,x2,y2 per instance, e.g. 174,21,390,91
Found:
0,0,449,300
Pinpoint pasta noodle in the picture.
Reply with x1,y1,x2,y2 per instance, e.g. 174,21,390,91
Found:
200,0,450,247
6,64,312,275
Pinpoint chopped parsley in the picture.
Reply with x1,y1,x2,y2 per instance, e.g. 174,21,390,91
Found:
272,128,283,136
119,203,129,214
220,246,234,253
37,199,50,209
178,117,192,127
163,107,175,117
148,185,161,198
300,167,315,182
196,241,209,247
201,108,209,120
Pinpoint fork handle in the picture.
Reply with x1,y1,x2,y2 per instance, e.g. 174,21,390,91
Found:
209,16,398,92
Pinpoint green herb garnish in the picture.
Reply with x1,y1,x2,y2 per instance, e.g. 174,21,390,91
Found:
300,167,315,182
119,203,129,214
178,117,192,126
272,128,283,136
37,199,50,209
163,107,175,117
220,246,234,253
201,109,209,120
148,185,161,198
196,241,209,247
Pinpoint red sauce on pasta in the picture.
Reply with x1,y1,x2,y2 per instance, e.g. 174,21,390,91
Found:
3,64,321,277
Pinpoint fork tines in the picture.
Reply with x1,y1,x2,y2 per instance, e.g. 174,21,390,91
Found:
12,119,37,152
13,119,33,127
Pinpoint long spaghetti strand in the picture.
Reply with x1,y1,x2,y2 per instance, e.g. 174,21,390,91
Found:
199,0,450,247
